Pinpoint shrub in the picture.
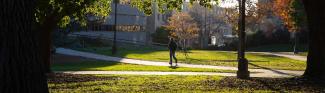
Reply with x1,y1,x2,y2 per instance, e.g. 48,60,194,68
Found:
52,29,77,47
246,29,291,47
151,27,170,44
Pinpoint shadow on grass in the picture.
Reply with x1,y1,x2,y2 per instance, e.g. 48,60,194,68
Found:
219,76,325,92
187,58,269,63
213,60,269,62
49,74,325,92
74,44,168,60
48,73,122,84
258,54,281,58
52,54,119,71
248,63,300,77
169,66,179,69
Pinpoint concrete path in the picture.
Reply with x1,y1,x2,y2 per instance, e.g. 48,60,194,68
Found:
248,52,307,61
56,48,304,78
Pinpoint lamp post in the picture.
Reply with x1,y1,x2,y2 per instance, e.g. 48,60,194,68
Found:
237,0,250,79
293,31,299,54
112,0,118,55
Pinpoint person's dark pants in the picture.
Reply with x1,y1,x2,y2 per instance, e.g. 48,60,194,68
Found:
169,49,177,64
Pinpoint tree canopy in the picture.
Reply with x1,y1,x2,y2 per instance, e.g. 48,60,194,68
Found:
166,12,199,40
35,0,219,28
273,0,307,32
130,0,219,15
36,0,112,28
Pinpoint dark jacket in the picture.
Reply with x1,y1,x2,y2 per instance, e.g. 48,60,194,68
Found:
168,40,177,51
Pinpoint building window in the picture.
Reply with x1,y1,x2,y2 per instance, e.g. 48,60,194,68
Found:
120,0,130,5
86,24,144,32
117,25,143,32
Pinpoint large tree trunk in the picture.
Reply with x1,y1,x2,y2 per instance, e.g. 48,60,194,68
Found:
302,0,325,79
39,23,54,74
0,0,49,92
38,13,61,73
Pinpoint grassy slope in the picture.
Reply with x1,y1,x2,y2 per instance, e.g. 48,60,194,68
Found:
52,61,236,73
76,46,306,71
49,74,324,93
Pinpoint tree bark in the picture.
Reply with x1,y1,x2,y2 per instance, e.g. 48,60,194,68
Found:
0,0,49,92
38,13,61,73
302,0,325,79
39,21,55,73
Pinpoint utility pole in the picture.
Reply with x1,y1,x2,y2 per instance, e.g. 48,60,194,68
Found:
112,0,118,55
237,0,250,79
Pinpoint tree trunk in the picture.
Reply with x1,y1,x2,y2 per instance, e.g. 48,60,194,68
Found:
38,13,61,73
39,24,54,73
0,0,49,92
302,0,325,79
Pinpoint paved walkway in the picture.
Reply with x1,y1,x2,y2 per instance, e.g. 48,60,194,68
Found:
56,48,304,78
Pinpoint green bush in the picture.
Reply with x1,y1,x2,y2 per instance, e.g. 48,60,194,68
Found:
52,30,78,47
246,29,291,47
52,30,111,49
78,36,111,47
151,27,170,44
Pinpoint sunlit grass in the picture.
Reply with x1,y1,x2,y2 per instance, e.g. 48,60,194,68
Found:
48,75,230,93
49,75,320,93
75,46,306,71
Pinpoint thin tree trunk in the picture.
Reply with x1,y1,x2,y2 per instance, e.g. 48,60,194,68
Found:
0,0,49,92
302,0,325,79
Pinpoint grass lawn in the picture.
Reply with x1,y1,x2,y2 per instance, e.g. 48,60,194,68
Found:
48,74,325,93
75,46,306,71
247,44,308,52
248,44,308,56
297,52,308,56
52,61,236,73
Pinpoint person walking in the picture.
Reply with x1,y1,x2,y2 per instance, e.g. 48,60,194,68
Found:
168,37,178,67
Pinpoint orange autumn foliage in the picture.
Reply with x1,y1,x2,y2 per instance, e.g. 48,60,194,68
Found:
273,0,298,32
166,12,199,40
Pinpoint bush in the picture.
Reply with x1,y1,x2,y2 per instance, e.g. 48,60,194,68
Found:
77,36,111,48
151,27,170,44
246,29,291,47
222,39,239,51
246,30,270,47
210,39,239,51
52,30,111,49
52,30,77,47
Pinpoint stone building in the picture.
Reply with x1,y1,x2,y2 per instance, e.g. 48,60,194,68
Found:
73,1,170,45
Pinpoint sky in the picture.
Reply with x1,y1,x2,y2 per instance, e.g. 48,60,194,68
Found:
219,0,238,8
220,0,259,8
